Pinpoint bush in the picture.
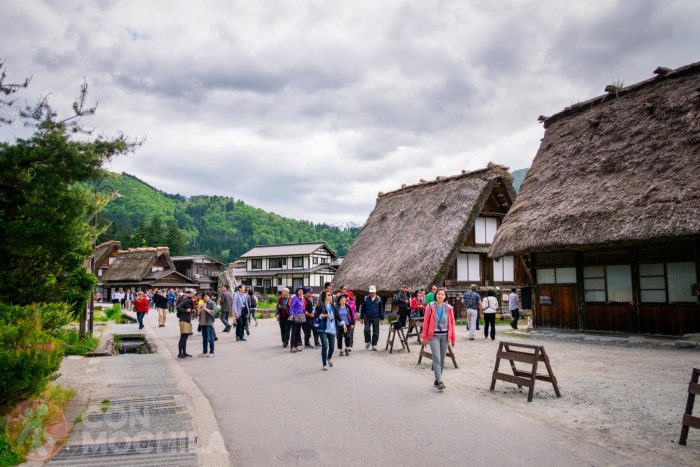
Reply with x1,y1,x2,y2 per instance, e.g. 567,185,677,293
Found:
56,330,98,356
267,295,277,304
0,304,65,415
104,304,122,320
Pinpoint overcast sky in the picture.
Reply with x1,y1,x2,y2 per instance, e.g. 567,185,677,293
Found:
2,0,698,224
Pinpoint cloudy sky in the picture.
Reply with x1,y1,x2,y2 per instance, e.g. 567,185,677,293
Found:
1,0,698,224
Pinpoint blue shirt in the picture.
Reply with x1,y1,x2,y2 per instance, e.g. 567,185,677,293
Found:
324,303,336,334
463,291,481,309
338,306,349,326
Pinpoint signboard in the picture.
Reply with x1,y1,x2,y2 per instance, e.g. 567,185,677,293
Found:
539,291,552,305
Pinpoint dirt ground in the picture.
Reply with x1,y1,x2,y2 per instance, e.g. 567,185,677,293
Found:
377,324,700,466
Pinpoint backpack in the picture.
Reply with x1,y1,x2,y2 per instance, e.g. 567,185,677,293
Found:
250,294,258,308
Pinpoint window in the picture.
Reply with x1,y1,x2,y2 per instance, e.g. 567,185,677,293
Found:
251,259,262,270
98,268,103,277
640,263,666,303
536,267,576,284
292,257,304,268
151,266,164,272
108,257,115,265
667,262,696,303
313,256,319,265
320,257,329,264
269,257,284,269
493,256,514,282
474,217,498,244
584,265,632,303
263,279,272,290
277,277,282,286
293,277,304,289
457,254,480,281
319,275,324,285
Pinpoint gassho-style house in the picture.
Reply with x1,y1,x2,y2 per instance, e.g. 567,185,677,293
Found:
333,163,529,311
489,62,700,336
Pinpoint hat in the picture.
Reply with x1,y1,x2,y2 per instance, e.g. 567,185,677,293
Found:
183,288,196,297
304,287,313,293
295,286,305,294
369,286,377,293
345,290,354,299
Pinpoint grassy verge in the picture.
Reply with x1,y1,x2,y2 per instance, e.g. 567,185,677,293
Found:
57,330,99,356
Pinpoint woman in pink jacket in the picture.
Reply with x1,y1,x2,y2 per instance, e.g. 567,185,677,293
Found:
421,288,456,391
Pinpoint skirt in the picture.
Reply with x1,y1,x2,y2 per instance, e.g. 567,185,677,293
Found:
179,321,193,335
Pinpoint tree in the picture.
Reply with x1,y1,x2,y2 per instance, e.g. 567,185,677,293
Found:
146,216,164,246
165,221,185,255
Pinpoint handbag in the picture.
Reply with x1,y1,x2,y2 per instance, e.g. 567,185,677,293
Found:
293,313,306,324
312,315,327,331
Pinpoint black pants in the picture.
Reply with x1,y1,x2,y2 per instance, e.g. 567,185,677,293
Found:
236,313,248,340
397,308,409,328
511,309,520,329
364,318,380,346
178,334,189,356
291,321,303,348
279,318,291,347
484,313,496,340
302,319,320,346
337,325,354,350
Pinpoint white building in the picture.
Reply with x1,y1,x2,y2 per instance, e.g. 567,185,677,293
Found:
237,242,339,293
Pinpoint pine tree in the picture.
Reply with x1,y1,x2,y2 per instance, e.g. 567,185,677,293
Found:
165,222,185,255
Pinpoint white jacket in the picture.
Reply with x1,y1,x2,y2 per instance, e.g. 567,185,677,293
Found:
482,296,499,314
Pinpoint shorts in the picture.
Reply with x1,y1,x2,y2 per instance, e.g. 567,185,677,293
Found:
179,321,192,334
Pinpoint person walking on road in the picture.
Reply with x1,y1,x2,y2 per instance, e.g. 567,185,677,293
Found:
508,288,520,329
315,290,339,370
392,286,411,329
303,287,319,348
153,289,169,327
482,289,499,341
247,288,258,327
422,288,456,391
276,288,291,348
198,291,217,357
176,288,196,358
167,288,177,314
133,291,150,330
360,286,384,351
219,285,235,333
233,284,250,342
462,284,481,341
336,294,355,356
289,287,307,353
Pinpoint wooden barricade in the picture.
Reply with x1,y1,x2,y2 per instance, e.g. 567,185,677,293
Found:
385,325,409,354
405,317,423,344
417,341,458,369
490,341,561,402
679,367,700,445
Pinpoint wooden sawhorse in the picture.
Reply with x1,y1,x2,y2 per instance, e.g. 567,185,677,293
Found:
417,341,458,368
406,317,423,345
679,367,700,445
490,341,561,402
385,325,409,353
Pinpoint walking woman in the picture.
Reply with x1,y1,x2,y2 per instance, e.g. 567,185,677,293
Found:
482,289,499,341
288,287,307,353
176,288,196,358
336,294,355,356
315,290,339,370
422,288,456,391
133,291,150,330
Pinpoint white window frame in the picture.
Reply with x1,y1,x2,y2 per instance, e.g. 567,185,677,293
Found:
493,256,515,282
474,217,498,244
457,254,481,281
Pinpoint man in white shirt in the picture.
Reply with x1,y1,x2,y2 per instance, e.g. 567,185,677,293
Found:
508,288,520,330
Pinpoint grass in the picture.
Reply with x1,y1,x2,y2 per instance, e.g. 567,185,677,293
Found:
57,330,99,356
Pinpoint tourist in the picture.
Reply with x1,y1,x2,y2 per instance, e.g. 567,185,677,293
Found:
276,288,291,348
482,289,499,341
198,291,216,357
133,291,150,330
337,285,348,303
346,290,356,317
219,284,234,332
411,289,426,317
336,294,355,356
289,286,307,353
360,285,384,351
167,288,177,313
153,289,169,327
422,288,456,391
124,289,132,310
509,288,520,329
247,288,258,327
176,288,196,358
462,284,481,340
315,290,339,370
303,287,319,348
392,285,411,329
425,285,438,304
324,281,334,297
233,284,250,342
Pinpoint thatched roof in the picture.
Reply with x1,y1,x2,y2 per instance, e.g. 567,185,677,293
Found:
490,61,700,258
85,240,121,272
333,163,515,293
101,247,174,282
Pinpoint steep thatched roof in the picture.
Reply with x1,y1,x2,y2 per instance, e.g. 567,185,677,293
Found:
490,62,700,258
333,163,515,293
85,240,121,272
101,247,174,282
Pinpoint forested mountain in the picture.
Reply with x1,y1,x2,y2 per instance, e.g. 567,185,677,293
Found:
91,172,360,262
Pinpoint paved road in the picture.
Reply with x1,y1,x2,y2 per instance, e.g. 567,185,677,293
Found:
146,311,630,466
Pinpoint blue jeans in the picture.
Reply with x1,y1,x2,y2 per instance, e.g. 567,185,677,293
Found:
319,332,335,366
201,325,215,354
136,312,146,329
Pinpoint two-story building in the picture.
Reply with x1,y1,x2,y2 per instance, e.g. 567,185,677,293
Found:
171,255,226,291
236,243,338,293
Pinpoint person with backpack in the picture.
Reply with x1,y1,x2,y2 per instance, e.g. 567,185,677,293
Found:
275,288,292,348
482,289,499,341
176,288,196,358
247,288,258,327
303,287,319,348
288,286,307,353
336,293,355,356
422,288,456,391
462,284,481,341
392,285,411,329
153,289,169,328
314,290,340,370
360,286,384,351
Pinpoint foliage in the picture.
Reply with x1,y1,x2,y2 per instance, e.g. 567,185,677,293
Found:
0,426,24,466
55,330,98,356
0,304,64,415
105,304,122,320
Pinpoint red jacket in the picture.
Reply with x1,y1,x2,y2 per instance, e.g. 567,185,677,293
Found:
134,296,150,313
421,302,456,346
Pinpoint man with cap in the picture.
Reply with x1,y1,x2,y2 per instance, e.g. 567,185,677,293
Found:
302,287,319,348
360,286,384,351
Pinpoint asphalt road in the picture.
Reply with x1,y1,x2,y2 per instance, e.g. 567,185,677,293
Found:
147,311,630,467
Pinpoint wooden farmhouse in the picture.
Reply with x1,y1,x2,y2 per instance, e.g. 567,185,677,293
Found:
99,247,197,299
333,163,528,308
489,62,700,336
90,240,121,276
171,255,226,291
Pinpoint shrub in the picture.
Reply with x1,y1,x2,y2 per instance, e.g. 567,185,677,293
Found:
56,330,98,356
0,304,65,415
104,304,122,320
267,295,277,304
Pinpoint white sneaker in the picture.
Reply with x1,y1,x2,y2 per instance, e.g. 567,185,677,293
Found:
372,346,378,351
198,353,207,357
365,343,371,349
208,353,215,358
346,347,352,353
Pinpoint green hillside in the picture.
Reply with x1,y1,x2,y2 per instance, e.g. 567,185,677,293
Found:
91,172,360,262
